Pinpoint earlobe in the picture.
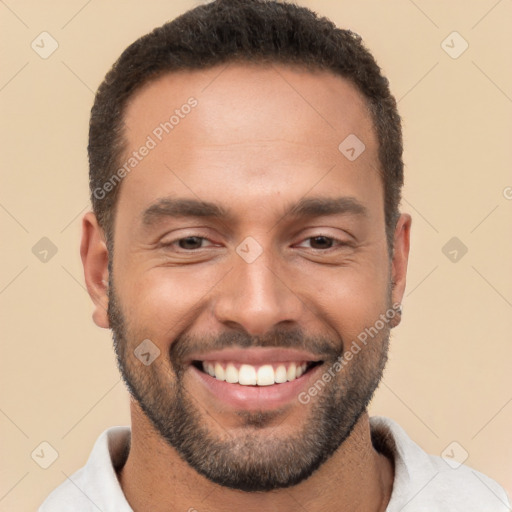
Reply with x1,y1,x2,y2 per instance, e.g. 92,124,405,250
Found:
390,213,412,327
80,211,110,329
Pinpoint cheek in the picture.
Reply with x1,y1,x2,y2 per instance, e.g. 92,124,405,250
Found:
119,265,223,338
309,259,390,342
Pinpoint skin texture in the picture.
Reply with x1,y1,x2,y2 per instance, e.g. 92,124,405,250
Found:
81,63,411,512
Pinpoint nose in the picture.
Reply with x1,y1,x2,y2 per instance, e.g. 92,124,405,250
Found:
212,248,305,336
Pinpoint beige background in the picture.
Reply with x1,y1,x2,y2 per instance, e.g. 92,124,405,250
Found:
1,0,511,510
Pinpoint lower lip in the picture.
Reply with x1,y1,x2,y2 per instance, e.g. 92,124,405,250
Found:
190,364,323,411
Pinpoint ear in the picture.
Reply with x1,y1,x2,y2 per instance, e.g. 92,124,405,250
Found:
390,213,412,327
80,211,110,328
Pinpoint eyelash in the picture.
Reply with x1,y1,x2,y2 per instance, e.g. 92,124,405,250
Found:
296,236,351,250
164,236,215,250
161,235,350,251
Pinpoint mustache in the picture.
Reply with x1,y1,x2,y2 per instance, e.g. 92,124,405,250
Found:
170,327,342,365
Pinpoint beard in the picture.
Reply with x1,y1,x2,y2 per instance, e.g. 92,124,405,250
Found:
108,277,391,492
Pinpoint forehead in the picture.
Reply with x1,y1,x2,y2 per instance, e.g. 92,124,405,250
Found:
117,63,381,222
123,62,375,149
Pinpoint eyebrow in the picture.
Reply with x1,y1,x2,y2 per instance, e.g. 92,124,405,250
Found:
287,196,368,219
142,198,231,226
141,196,368,226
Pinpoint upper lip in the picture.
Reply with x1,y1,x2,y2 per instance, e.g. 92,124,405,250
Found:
187,347,324,365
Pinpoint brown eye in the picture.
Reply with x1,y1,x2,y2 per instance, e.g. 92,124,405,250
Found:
308,236,335,249
178,236,205,250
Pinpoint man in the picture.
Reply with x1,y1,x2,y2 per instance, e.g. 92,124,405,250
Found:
39,0,510,511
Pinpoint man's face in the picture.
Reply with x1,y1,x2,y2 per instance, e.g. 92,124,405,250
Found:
103,64,404,491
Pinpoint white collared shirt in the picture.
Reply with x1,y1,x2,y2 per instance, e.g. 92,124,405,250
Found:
38,416,511,511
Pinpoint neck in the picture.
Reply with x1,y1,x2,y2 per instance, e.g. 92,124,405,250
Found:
118,401,394,512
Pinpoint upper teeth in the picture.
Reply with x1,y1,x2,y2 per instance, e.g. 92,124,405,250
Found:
201,362,308,386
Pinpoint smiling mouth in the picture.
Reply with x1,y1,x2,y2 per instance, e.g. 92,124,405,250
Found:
192,360,323,386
